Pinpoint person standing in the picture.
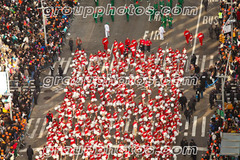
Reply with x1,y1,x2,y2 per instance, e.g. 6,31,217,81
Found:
189,32,193,46
203,0,208,11
184,29,190,44
208,24,214,39
58,65,63,77
184,107,191,124
27,145,34,160
104,23,110,38
99,9,104,23
218,10,223,25
189,139,197,160
93,11,98,23
159,25,165,40
178,0,184,6
167,14,173,29
145,38,152,52
76,37,82,50
162,14,167,29
46,111,53,124
111,0,115,6
139,38,145,51
125,6,130,22
179,93,187,111
94,0,99,6
125,37,130,49
69,38,73,52
209,90,216,109
197,32,204,46
110,7,115,22
102,37,109,51
215,25,220,40
191,54,197,67
50,63,54,76
181,138,188,156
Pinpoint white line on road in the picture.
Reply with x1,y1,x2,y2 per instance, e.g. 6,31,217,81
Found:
30,118,41,138
38,119,47,138
198,147,208,152
59,57,65,67
209,55,214,68
201,116,206,137
196,55,199,66
184,121,189,136
63,57,72,74
27,118,34,131
201,55,206,72
192,0,204,56
192,116,198,137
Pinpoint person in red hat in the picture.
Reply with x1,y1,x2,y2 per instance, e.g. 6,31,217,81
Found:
197,32,204,46
184,29,190,44
102,37,109,50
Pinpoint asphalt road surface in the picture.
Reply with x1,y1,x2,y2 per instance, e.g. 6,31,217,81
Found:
17,0,221,159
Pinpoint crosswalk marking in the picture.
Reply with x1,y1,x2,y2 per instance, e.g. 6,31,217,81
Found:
153,30,159,40
209,55,214,67
201,116,206,137
200,55,206,72
63,57,72,74
27,118,33,131
196,55,199,66
184,121,189,136
59,57,65,67
30,118,41,139
192,116,198,137
38,119,47,138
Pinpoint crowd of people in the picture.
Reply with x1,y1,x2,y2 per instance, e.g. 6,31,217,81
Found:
36,37,189,159
0,0,75,158
201,0,240,159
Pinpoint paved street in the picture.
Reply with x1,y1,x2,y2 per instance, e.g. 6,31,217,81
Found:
16,0,221,159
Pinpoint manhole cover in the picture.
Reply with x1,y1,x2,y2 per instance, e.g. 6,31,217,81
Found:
44,96,51,100
44,89,52,93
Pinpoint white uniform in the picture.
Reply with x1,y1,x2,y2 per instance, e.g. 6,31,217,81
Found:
104,24,110,38
159,26,165,40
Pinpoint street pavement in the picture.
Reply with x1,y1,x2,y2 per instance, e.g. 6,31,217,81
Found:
16,0,221,159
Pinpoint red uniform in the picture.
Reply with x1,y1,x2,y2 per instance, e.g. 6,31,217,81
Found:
184,30,190,44
102,37,109,50
118,42,125,55
197,32,204,46
125,38,131,47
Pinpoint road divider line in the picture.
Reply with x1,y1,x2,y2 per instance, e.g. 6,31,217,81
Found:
201,55,206,72
38,119,47,138
192,116,198,137
184,121,189,136
63,57,72,74
201,116,206,137
30,118,41,139
209,55,214,68
196,55,199,66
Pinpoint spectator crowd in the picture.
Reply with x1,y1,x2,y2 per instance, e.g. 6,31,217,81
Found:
0,0,75,158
